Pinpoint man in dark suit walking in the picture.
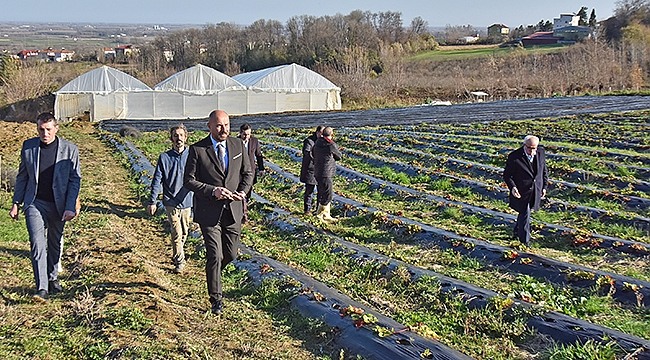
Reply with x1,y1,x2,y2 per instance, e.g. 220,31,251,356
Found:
503,135,548,245
9,112,82,302
238,123,264,199
184,110,254,315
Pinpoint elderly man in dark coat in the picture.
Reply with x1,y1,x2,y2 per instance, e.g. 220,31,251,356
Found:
312,126,341,222
503,135,548,245
299,126,322,214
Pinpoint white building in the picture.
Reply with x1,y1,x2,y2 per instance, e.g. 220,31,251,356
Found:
554,14,579,30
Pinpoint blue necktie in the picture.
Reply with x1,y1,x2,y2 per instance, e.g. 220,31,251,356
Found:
217,143,226,171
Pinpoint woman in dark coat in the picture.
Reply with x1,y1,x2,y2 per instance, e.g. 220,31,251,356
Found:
311,126,341,221
299,126,322,214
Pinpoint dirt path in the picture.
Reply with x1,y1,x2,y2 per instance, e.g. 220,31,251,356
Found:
0,121,328,359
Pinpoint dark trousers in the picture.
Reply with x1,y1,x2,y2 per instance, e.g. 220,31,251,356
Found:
514,203,531,244
199,208,240,304
303,183,316,213
316,177,333,206
245,171,258,199
25,199,65,291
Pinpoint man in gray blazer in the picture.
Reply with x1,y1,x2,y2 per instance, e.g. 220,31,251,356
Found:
184,110,253,315
9,112,82,302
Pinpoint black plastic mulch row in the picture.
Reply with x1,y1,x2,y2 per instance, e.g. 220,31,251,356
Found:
249,186,650,357
338,131,650,195
262,158,650,309
98,95,650,132
267,143,650,255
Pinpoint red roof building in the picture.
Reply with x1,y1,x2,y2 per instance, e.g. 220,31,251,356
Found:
521,32,562,47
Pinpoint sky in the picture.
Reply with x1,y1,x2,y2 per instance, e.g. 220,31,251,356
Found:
1,0,616,28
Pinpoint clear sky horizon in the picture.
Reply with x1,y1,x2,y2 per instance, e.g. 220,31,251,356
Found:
1,0,616,28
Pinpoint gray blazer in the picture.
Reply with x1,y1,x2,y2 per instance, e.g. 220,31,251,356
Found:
13,136,82,217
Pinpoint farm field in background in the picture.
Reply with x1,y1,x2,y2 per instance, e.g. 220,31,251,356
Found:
127,110,650,359
409,44,568,61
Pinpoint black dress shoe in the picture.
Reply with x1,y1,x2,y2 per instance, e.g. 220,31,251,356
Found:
211,300,223,315
33,289,49,303
49,280,63,294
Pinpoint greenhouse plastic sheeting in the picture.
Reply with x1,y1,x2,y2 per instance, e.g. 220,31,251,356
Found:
55,63,341,122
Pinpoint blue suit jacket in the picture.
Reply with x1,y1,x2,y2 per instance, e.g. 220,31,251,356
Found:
13,136,82,217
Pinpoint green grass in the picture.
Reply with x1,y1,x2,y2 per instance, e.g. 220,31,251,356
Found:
410,44,568,61
541,338,619,360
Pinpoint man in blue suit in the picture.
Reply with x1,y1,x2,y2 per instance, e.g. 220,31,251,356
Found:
503,135,548,245
9,112,82,302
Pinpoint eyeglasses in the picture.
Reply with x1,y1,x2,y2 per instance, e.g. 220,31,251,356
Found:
524,145,538,150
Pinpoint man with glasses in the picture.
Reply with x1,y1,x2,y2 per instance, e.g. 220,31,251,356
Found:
503,135,548,246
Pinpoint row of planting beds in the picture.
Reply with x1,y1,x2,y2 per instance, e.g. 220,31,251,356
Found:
108,108,650,359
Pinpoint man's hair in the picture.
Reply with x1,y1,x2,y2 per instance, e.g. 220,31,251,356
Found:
523,135,539,145
322,126,333,137
170,123,188,138
36,112,56,124
240,123,252,132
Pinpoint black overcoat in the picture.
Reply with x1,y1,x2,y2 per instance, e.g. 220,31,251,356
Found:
502,146,548,212
312,137,341,179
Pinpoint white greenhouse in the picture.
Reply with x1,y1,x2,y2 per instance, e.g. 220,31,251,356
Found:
233,63,341,114
54,66,153,121
54,63,342,121
153,64,248,118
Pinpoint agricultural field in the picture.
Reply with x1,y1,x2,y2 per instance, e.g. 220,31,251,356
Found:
122,110,650,359
1,105,649,359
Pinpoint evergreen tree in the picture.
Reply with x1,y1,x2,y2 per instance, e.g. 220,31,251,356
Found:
577,6,588,26
589,9,597,27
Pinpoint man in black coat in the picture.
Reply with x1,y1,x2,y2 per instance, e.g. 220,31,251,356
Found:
312,126,341,221
299,126,322,214
503,135,548,245
238,123,264,199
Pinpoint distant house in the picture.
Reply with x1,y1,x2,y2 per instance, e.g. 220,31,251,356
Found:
115,44,134,59
554,26,592,43
101,47,116,62
459,35,480,44
17,49,40,60
521,32,562,47
554,13,579,30
488,24,510,42
163,49,174,62
42,48,75,62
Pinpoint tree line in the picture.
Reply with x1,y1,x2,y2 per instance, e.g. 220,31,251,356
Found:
135,10,437,76
2,2,650,109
